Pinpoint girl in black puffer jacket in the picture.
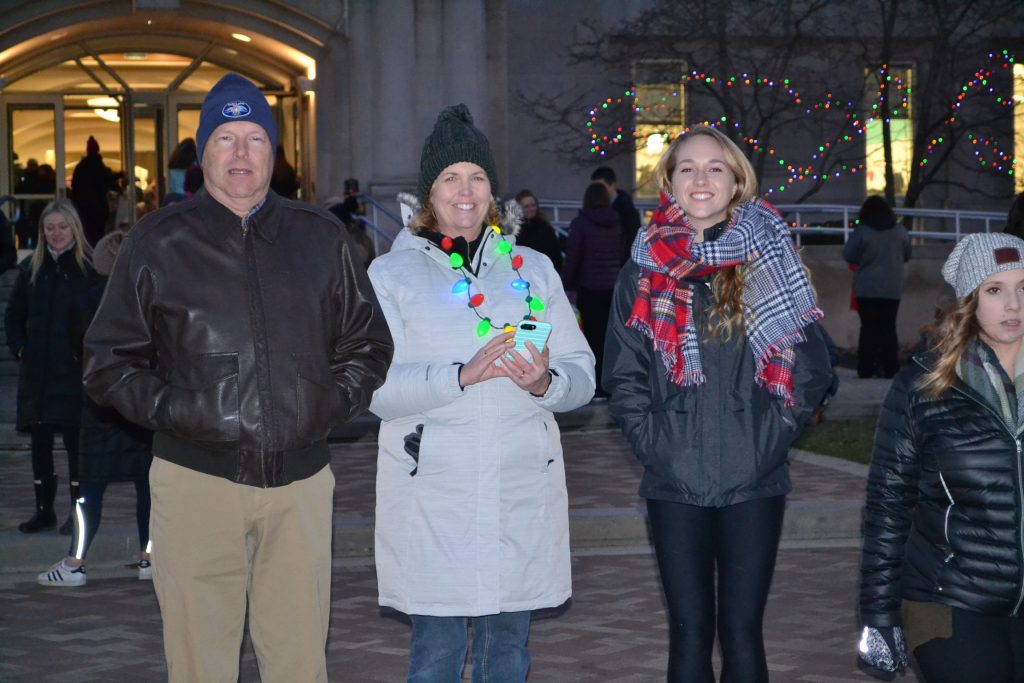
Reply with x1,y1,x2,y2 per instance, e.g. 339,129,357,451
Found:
5,200,95,535
859,232,1024,682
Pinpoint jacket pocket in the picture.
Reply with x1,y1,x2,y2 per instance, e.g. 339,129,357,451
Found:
295,353,341,443
165,353,240,443
644,395,701,488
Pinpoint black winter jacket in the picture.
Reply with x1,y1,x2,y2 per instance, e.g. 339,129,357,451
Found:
604,261,835,506
5,250,96,431
562,208,628,293
859,353,1024,625
83,190,394,488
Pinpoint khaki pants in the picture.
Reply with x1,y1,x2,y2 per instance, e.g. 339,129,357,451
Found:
149,458,334,683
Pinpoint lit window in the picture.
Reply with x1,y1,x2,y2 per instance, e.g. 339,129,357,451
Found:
1014,63,1023,193
864,65,913,196
633,61,685,199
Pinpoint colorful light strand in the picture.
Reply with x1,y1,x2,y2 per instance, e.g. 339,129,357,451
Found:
443,226,541,337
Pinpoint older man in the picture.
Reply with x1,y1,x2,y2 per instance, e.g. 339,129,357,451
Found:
83,73,393,682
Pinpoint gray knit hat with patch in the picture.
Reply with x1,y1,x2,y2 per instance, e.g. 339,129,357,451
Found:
417,104,498,203
942,232,1024,298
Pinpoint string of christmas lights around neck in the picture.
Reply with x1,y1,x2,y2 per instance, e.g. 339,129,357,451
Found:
442,224,544,337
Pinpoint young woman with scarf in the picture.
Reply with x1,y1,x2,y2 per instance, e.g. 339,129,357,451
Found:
858,233,1024,682
603,125,835,682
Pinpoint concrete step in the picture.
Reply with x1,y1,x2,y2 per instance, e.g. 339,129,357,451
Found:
0,491,862,574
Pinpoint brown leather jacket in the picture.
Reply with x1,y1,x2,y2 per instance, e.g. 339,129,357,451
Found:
83,190,393,487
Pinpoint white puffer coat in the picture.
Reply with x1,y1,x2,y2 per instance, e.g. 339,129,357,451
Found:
368,226,595,616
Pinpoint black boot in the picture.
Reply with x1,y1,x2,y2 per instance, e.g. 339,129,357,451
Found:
58,481,80,536
19,475,58,533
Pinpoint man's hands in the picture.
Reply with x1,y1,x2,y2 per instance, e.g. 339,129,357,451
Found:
459,331,551,397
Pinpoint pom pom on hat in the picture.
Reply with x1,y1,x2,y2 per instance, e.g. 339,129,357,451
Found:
196,73,278,162
941,232,1024,299
417,104,498,202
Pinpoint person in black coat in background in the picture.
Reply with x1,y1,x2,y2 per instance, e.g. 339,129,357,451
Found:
591,165,642,245
514,189,563,272
858,232,1024,682
35,230,154,586
70,136,116,246
5,199,95,534
562,182,628,395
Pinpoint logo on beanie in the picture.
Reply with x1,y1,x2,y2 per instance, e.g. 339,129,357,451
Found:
222,101,252,118
994,247,1020,265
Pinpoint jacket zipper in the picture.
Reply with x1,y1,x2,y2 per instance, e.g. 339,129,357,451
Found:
1014,438,1024,616
242,213,272,486
946,376,1024,616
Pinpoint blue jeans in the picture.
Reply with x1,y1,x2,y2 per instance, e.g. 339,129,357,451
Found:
408,611,531,683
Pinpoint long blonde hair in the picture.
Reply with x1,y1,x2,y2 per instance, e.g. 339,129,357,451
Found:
30,199,93,283
654,125,759,340
918,295,979,397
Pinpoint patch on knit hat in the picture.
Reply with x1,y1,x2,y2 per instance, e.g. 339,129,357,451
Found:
196,73,277,162
417,104,498,203
941,232,1024,299
994,247,1020,265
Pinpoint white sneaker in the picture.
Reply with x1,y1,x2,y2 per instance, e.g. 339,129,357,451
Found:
137,559,152,581
37,560,86,587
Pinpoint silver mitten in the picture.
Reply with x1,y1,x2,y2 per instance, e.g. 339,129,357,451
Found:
858,625,908,673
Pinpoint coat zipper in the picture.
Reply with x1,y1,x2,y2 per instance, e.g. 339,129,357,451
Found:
947,377,1024,616
243,213,272,486
1014,438,1024,616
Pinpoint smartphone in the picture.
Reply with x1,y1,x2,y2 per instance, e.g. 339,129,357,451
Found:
513,320,552,355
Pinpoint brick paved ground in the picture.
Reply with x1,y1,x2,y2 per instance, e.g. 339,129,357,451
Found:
0,543,918,682
0,429,867,540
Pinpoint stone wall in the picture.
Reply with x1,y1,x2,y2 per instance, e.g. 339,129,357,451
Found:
801,243,956,351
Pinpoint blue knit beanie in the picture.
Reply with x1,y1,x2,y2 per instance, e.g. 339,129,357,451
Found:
196,73,277,161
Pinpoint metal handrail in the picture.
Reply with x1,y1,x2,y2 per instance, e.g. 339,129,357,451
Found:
359,194,405,232
353,214,393,256
0,195,21,224
537,198,1006,245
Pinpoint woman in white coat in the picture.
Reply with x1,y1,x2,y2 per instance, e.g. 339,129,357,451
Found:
368,104,595,683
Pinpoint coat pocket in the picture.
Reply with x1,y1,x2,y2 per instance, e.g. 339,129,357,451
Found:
165,353,240,443
296,353,341,443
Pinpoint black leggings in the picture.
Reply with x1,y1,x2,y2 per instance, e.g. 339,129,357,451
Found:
68,480,152,561
30,424,79,486
913,607,1024,682
647,495,786,683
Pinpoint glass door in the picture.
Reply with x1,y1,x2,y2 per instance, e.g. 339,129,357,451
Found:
2,94,63,248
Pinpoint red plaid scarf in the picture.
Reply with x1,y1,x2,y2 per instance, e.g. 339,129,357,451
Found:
627,193,820,405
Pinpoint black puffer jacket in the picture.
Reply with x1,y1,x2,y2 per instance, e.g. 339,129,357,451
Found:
562,208,627,292
603,261,835,506
859,353,1024,625
5,250,97,431
83,190,394,488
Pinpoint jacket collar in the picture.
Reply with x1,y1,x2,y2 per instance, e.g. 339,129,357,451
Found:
394,225,508,278
196,188,281,243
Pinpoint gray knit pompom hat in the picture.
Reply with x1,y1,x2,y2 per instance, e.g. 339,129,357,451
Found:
942,232,1024,298
417,104,498,203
